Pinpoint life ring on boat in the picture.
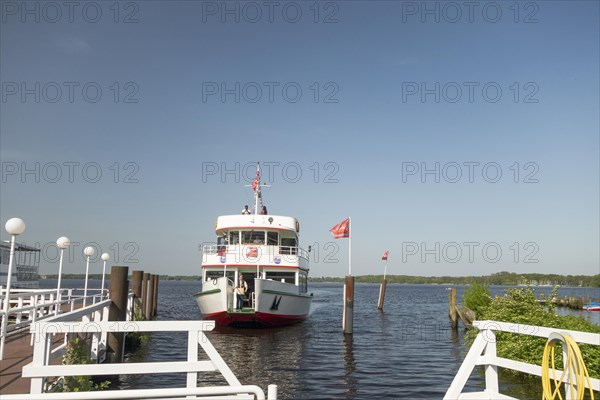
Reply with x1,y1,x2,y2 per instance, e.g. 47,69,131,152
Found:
212,278,218,286
296,220,300,233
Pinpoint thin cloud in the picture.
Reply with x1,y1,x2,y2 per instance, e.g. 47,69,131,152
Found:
55,36,91,55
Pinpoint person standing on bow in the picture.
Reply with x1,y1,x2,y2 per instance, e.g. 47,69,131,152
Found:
236,274,248,310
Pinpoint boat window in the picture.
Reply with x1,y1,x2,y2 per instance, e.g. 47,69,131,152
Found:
265,271,295,284
229,231,240,244
281,238,296,247
280,237,297,255
205,271,235,282
242,231,265,244
267,231,278,245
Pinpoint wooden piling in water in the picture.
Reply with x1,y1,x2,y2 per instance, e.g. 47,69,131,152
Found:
141,272,149,316
131,270,143,298
342,275,355,334
152,275,159,317
145,274,155,321
377,278,387,310
131,270,143,320
449,288,458,329
107,266,128,363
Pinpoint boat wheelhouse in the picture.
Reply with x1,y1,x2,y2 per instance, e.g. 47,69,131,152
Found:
195,163,312,327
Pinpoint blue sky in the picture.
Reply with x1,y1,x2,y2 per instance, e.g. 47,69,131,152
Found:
1,1,598,278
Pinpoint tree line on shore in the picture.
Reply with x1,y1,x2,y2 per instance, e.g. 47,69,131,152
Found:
311,271,600,287
42,271,600,287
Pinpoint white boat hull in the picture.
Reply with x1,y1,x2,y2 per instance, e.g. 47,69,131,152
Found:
195,277,312,327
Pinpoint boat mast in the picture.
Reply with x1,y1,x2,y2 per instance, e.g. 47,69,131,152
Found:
252,162,263,215
250,162,269,215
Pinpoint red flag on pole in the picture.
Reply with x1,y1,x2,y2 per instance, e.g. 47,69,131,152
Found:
252,169,260,191
382,251,389,261
329,218,350,239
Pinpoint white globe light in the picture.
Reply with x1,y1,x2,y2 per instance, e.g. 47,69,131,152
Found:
56,236,71,249
5,218,26,235
101,253,110,261
84,246,95,257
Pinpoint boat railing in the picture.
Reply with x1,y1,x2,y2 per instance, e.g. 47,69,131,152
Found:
202,244,309,261
3,319,277,399
444,320,600,399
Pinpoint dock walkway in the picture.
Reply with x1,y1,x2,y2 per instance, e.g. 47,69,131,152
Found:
0,330,61,394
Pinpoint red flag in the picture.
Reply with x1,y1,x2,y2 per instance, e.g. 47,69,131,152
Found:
329,218,350,239
382,250,389,261
252,163,261,191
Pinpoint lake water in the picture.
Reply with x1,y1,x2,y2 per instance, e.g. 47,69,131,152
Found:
40,279,599,399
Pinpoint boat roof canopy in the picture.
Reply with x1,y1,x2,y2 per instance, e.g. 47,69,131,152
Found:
215,215,299,235
0,241,40,252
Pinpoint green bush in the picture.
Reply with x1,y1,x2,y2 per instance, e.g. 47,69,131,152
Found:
462,282,492,317
470,286,600,379
47,337,111,392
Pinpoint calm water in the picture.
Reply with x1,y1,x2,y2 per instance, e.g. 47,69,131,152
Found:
40,280,600,399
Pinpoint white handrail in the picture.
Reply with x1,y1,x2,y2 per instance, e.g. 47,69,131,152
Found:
16,319,276,399
2,385,271,399
0,288,107,337
444,320,600,399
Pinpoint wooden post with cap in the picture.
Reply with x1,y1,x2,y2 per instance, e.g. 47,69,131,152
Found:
342,275,355,334
377,278,387,310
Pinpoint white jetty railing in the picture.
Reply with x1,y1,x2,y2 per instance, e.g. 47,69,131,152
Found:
3,319,276,400
1,288,107,331
445,320,600,399
0,287,107,357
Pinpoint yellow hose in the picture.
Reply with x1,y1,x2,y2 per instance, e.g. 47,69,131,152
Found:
541,333,594,400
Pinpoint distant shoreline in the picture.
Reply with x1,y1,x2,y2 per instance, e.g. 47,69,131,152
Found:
41,272,600,287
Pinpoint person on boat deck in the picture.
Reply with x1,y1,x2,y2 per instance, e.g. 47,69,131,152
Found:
260,206,268,215
241,205,251,215
236,274,248,310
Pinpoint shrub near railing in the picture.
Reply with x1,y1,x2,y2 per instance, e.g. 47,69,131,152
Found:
467,286,600,379
47,337,111,393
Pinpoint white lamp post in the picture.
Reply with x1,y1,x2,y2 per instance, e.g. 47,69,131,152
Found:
101,253,110,298
1,217,26,360
83,246,95,307
55,236,70,316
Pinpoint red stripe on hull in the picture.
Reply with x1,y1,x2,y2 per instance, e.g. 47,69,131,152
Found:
202,311,307,327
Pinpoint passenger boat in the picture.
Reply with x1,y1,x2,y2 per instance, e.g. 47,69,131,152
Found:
194,163,312,327
583,301,600,311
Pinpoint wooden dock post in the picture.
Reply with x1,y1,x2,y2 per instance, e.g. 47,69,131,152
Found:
145,274,155,321
449,288,458,329
141,272,149,317
131,270,143,320
342,275,355,334
377,278,387,310
107,266,129,363
152,275,159,317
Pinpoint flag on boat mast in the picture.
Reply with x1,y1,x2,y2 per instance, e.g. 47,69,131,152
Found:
252,163,260,192
330,217,351,275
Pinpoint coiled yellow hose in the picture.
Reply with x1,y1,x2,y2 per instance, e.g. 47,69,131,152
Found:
541,333,594,400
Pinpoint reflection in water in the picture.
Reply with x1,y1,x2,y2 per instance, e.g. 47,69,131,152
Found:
342,334,358,399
